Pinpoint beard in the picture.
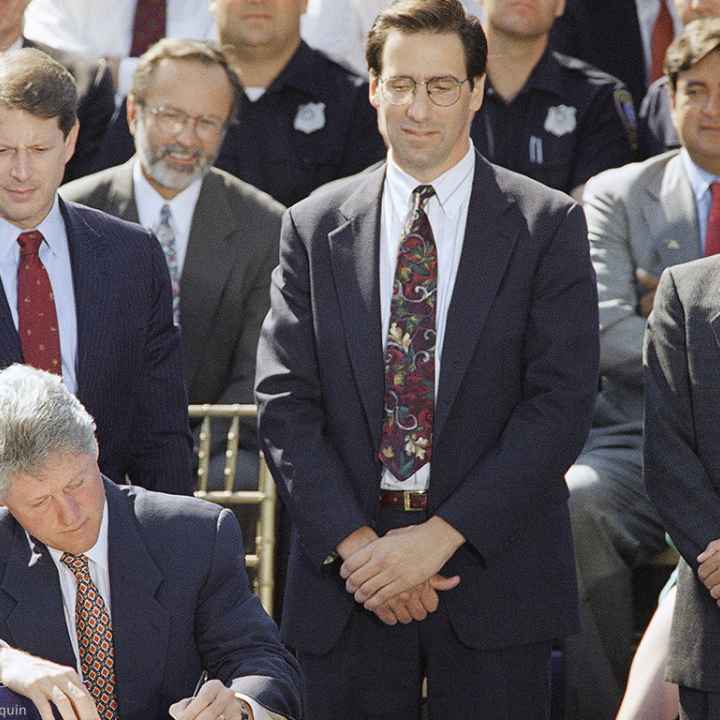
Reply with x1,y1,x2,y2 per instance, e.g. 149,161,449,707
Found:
135,120,217,192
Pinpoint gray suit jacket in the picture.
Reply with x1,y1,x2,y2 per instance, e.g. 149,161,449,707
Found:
643,255,720,691
582,150,701,455
61,161,284,442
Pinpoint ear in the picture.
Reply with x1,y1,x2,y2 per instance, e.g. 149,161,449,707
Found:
127,96,139,136
63,120,79,165
369,72,381,109
555,0,566,17
469,74,486,113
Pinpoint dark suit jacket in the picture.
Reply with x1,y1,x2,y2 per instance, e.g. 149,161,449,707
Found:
0,200,193,494
23,38,116,183
61,161,284,448
643,256,720,691
550,0,645,112
255,154,599,654
0,479,302,719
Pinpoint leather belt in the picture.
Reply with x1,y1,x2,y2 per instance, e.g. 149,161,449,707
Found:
379,489,427,511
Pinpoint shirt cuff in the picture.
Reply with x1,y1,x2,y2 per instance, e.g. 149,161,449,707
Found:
229,680,286,720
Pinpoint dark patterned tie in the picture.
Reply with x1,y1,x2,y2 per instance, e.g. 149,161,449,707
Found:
129,0,167,57
705,182,720,256
379,185,437,481
61,553,119,720
16,231,62,375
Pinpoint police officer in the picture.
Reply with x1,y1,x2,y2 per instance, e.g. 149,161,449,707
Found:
211,0,386,207
473,0,636,200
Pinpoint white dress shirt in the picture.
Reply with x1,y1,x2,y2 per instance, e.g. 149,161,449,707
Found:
681,149,720,255
23,0,216,99
0,196,78,393
635,0,683,84
132,159,202,278
379,144,476,492
301,0,484,76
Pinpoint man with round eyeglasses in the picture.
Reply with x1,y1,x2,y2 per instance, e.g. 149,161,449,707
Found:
255,0,599,717
62,38,285,496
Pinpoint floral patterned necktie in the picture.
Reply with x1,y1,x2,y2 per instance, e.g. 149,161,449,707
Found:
61,553,119,720
379,184,437,481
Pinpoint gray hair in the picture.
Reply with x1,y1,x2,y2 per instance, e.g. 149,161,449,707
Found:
0,365,97,498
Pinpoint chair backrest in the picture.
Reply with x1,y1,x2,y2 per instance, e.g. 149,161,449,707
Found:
189,403,276,616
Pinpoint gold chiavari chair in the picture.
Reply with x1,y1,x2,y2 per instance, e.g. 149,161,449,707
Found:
189,403,276,616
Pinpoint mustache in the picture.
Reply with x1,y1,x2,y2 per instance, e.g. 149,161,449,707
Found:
156,144,206,162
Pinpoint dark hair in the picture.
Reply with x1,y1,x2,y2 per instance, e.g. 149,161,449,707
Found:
665,18,720,92
366,0,487,86
0,48,77,137
130,38,242,122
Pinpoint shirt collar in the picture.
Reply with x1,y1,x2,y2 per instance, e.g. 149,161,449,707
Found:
132,158,203,234
681,148,720,204
487,48,563,102
386,142,476,218
266,40,342,98
0,194,64,263
46,498,110,573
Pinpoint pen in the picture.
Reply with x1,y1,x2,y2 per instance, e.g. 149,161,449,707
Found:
192,670,208,697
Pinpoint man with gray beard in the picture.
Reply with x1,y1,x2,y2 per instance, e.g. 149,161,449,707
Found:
62,38,285,489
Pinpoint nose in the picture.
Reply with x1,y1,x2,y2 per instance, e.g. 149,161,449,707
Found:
704,88,720,117
56,494,82,528
175,119,202,147
10,149,31,183
406,83,432,122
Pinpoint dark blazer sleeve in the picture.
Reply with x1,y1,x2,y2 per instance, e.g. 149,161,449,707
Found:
435,204,599,559
127,231,194,494
256,209,368,567
643,267,720,570
197,509,302,719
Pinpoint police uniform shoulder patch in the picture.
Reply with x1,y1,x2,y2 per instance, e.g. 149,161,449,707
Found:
294,101,326,134
544,105,577,137
614,88,638,151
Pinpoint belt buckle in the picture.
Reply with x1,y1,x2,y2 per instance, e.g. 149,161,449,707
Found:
404,490,425,511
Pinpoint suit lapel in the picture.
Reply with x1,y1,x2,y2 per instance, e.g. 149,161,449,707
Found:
104,481,169,717
435,156,519,440
1,521,75,668
0,280,22,365
106,160,140,223
181,172,237,389
329,168,386,448
61,200,114,405
643,154,700,267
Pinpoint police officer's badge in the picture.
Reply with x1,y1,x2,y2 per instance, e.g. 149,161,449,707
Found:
544,105,577,137
294,102,326,134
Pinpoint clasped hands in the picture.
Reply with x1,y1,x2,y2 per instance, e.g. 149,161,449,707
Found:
336,517,464,626
698,538,720,605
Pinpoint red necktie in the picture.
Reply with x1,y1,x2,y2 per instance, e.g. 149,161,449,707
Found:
129,0,167,57
61,553,119,720
650,0,674,83
16,230,62,375
705,182,720,256
379,185,437,481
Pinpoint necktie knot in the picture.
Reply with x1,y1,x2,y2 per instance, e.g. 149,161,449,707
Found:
17,230,44,256
413,185,436,212
160,204,172,226
61,552,90,579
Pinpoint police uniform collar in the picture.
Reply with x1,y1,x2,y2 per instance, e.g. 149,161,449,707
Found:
485,47,564,102
266,40,328,98
522,48,565,98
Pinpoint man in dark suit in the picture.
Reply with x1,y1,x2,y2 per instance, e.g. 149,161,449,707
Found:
0,364,302,720
644,255,720,720
0,0,115,182
61,39,284,485
255,1,599,717
0,48,193,494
